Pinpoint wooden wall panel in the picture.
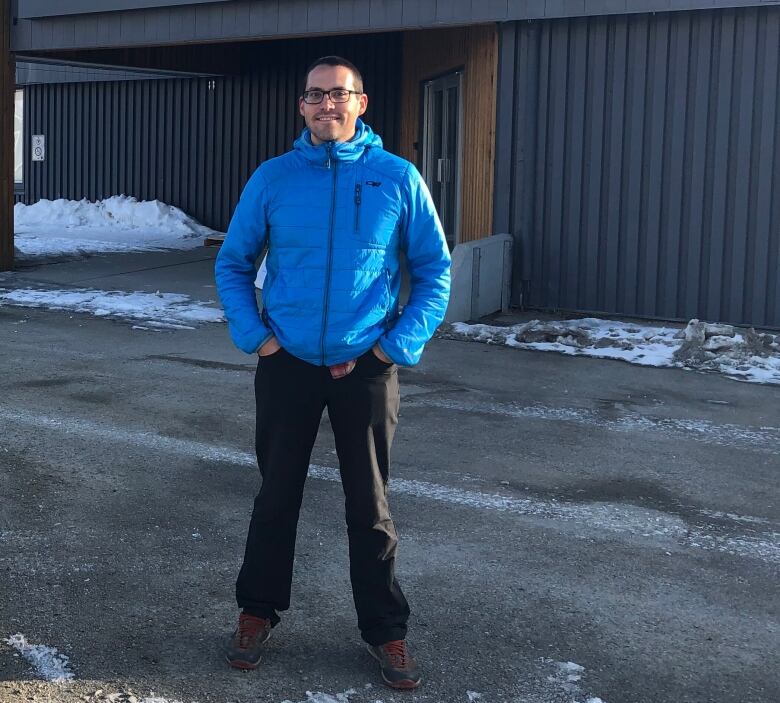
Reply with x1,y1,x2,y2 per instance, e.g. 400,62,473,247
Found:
400,25,497,243
0,0,13,270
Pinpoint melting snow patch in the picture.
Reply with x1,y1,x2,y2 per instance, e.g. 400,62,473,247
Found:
0,287,224,329
444,318,780,386
5,633,74,683
541,659,606,703
281,690,357,703
14,195,218,258
111,696,186,703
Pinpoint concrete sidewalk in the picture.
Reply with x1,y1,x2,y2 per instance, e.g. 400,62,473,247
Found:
6,247,221,301
0,248,778,703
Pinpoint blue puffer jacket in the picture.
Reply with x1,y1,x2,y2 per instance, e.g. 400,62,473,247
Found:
215,120,451,366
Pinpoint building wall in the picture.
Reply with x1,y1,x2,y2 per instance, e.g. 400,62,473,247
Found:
1,1,12,269
400,25,497,243
495,6,780,328
16,33,402,231
13,1,780,52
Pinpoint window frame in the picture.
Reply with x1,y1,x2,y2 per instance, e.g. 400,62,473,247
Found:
14,88,24,193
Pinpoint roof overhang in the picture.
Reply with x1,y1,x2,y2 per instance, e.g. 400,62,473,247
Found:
17,1,233,20
11,0,780,53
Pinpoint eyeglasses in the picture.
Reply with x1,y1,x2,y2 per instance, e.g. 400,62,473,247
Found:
301,88,362,104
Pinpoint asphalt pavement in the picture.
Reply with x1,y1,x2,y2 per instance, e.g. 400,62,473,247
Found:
0,249,778,703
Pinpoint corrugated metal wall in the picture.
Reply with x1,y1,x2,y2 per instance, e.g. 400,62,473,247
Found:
17,33,401,231
496,6,780,328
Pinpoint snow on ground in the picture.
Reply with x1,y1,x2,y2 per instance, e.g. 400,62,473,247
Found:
7,195,779,388
0,287,224,330
443,317,780,386
14,196,218,258
4,633,74,683
281,690,359,703
542,659,606,703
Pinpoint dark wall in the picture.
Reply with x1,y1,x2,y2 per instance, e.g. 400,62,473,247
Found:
495,7,780,328
17,33,402,231
14,0,780,53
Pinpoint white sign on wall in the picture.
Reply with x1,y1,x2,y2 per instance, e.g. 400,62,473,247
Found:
32,135,45,162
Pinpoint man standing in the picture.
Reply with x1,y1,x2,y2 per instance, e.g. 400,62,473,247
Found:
214,56,450,690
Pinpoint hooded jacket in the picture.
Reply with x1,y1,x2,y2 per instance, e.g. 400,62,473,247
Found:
214,119,451,366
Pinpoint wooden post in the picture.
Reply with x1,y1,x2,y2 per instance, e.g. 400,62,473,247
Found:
0,0,14,271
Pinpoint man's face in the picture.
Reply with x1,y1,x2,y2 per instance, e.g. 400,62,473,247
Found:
299,64,368,145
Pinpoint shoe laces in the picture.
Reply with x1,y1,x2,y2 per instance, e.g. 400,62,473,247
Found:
381,640,409,668
237,614,268,648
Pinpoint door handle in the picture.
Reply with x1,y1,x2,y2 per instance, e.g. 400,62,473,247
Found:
437,158,450,183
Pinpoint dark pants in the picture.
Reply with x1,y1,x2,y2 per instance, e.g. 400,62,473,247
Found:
235,348,410,646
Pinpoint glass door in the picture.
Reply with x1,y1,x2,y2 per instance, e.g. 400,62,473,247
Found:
421,71,462,249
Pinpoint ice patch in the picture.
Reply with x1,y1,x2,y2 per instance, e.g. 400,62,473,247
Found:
406,395,780,454
100,695,186,703
281,689,357,703
541,659,607,703
5,633,74,682
467,692,483,701
2,407,778,564
0,287,224,329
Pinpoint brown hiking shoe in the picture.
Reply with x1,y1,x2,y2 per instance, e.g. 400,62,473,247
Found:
224,613,272,670
367,640,422,689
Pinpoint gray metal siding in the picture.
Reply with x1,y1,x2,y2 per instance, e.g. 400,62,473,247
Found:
16,33,401,232
18,1,231,19
495,6,780,327
12,0,780,51
16,59,211,85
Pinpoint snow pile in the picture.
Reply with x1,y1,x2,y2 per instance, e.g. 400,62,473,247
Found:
0,287,224,329
14,195,218,257
4,633,74,683
442,317,780,385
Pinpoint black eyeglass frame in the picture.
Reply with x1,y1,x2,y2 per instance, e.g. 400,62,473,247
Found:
301,89,363,105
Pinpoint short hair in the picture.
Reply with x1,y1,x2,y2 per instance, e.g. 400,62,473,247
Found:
303,55,364,94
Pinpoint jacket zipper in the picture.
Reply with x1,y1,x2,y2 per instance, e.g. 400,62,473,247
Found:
354,182,362,233
319,142,338,364
384,267,392,327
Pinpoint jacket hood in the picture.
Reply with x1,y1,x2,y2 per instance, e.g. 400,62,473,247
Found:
294,119,383,165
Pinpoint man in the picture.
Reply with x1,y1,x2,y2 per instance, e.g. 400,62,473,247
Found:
214,55,450,690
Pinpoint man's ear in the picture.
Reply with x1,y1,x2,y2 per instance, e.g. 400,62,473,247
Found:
358,93,368,117
298,97,306,117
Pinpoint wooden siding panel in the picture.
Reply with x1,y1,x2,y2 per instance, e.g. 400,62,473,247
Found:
400,25,497,243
